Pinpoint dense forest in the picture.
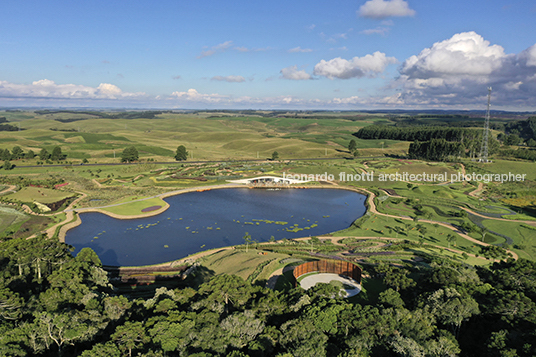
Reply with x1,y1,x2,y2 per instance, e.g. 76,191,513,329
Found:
408,139,465,162
353,119,536,161
1,236,535,356
354,126,480,143
504,118,536,141
499,148,536,161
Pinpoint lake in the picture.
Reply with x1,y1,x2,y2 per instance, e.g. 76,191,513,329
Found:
65,188,367,266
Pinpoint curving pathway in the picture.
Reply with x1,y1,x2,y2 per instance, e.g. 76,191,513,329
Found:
468,182,484,197
460,206,536,226
0,185,17,195
28,192,88,240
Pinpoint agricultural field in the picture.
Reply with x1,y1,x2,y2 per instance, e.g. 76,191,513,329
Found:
197,249,288,282
0,111,388,162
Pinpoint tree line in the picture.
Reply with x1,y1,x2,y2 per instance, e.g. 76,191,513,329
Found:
0,117,20,132
0,236,535,356
0,146,66,170
499,148,536,161
0,146,65,161
36,110,168,120
354,126,481,143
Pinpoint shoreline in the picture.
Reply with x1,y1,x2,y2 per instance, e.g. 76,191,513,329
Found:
59,183,369,247
59,183,518,268
59,184,242,241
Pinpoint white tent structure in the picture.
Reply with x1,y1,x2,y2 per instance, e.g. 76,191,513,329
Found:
227,175,313,185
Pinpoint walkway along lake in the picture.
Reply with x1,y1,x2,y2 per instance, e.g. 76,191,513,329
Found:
65,188,367,266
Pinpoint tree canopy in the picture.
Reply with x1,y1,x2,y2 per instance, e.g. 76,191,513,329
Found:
174,145,188,161
121,146,139,163
1,234,535,356
50,146,65,161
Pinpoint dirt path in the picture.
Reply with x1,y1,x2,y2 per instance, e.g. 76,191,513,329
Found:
459,163,466,176
468,182,484,197
92,179,103,188
318,235,498,262
0,185,17,195
30,192,88,240
461,206,536,226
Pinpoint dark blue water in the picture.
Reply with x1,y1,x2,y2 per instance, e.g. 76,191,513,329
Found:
65,188,366,266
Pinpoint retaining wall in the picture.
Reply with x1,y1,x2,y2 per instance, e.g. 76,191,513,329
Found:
293,260,362,285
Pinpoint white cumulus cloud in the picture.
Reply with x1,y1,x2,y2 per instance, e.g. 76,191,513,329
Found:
358,0,416,19
400,31,506,77
313,51,397,79
170,88,228,103
280,65,312,80
0,79,144,100
520,44,536,67
394,32,536,108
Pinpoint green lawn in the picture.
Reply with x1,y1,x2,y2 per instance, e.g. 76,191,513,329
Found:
99,197,167,216
199,249,287,281
333,213,480,256
409,246,492,266
481,219,536,260
0,205,28,236
6,186,74,204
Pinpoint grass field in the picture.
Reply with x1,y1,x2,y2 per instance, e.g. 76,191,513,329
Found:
2,109,536,269
481,219,536,260
0,112,375,162
6,186,74,204
0,205,28,236
198,249,287,281
475,159,536,181
334,213,481,256
99,197,168,216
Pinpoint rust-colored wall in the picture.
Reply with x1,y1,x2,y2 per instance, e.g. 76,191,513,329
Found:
293,260,362,284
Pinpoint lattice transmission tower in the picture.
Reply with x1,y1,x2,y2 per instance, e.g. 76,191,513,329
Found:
479,87,492,163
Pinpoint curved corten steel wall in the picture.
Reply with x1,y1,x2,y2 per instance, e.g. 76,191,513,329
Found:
293,260,362,285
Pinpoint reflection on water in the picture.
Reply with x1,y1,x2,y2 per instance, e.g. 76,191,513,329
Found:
66,188,367,266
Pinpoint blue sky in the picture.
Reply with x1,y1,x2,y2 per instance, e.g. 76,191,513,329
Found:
1,0,535,110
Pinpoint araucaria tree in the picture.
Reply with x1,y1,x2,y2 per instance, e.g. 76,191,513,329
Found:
121,146,139,163
174,145,188,161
